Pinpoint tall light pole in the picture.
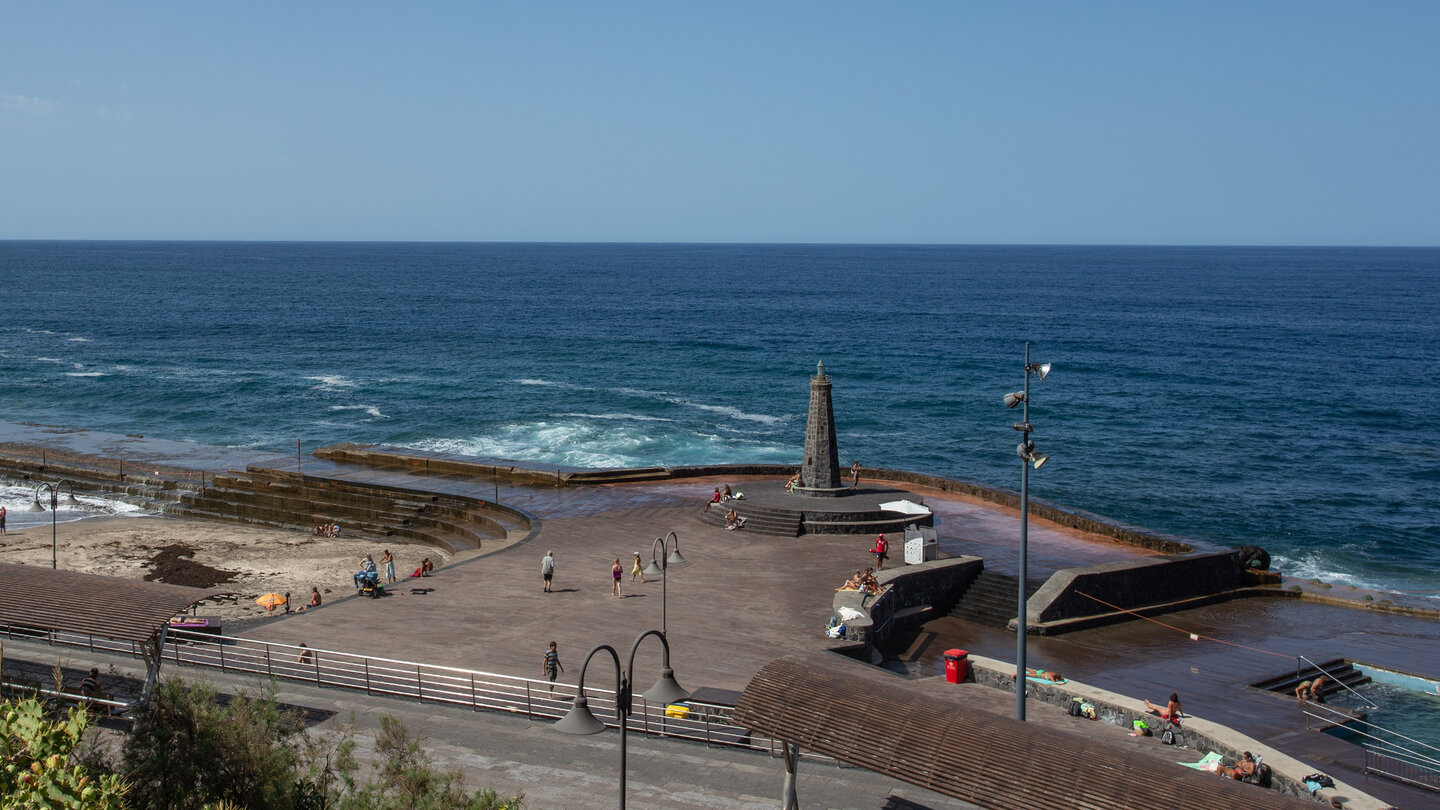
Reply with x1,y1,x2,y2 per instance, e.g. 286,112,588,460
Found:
29,480,80,570
554,629,690,810
1003,343,1050,721
642,531,687,637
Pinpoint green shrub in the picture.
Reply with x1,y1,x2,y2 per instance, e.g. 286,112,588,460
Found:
121,679,305,810
0,696,129,809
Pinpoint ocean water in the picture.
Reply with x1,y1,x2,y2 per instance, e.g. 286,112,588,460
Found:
1,241,1437,596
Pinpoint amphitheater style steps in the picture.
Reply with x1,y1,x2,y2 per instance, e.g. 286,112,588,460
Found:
179,468,521,555
1251,658,1372,701
948,571,1044,628
696,502,802,537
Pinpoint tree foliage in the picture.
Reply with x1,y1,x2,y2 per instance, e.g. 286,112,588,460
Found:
121,679,305,810
118,678,521,810
0,696,129,810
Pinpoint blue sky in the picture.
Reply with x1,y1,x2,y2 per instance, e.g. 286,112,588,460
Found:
2,2,1436,245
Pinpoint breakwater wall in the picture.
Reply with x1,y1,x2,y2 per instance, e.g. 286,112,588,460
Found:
312,445,1194,554
1027,550,1272,634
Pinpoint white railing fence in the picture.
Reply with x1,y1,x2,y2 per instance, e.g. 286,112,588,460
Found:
1,624,814,760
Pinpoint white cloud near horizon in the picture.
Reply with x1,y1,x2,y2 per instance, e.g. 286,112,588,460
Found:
1,94,63,115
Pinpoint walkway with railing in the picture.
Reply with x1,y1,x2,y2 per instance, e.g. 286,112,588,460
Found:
1,624,785,757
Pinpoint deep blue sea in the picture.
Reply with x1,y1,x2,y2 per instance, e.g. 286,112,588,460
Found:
2,241,1437,596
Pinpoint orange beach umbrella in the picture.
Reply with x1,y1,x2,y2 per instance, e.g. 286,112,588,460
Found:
255,593,287,609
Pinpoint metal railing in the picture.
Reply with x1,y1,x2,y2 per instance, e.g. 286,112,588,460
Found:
0,679,136,727
1,624,811,760
1303,702,1440,793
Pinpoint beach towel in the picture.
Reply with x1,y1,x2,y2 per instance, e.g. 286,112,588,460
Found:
837,606,865,621
1026,675,1068,685
1180,752,1223,772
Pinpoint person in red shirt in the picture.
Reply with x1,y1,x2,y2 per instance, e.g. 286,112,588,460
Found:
872,534,889,570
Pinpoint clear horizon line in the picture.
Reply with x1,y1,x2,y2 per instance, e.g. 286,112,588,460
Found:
2,238,1438,250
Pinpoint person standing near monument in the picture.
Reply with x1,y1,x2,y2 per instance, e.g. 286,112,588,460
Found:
541,550,556,593
851,461,861,490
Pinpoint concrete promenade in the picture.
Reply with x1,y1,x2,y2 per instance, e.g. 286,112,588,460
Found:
234,473,1156,694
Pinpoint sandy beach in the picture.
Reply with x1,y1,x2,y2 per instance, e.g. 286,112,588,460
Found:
0,516,447,623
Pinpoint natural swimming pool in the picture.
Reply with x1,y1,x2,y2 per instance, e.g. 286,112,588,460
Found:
1322,665,1440,775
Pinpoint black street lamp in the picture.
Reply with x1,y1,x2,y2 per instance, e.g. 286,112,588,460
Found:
554,629,690,810
641,530,687,637
1003,343,1051,721
29,480,80,570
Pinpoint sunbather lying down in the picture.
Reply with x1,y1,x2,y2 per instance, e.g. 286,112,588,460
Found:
1013,667,1066,683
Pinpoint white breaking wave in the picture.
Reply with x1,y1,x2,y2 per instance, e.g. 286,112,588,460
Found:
1270,552,1424,598
306,375,359,390
0,484,155,530
411,418,793,470
66,336,91,342
514,378,587,390
328,404,387,419
610,386,672,398
64,372,106,377
35,356,63,363
664,397,785,425
557,412,675,422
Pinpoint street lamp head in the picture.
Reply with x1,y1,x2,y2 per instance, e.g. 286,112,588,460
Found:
64,492,84,507
28,498,47,513
643,560,664,577
665,547,687,566
554,694,608,736
1029,362,1051,380
1003,391,1026,409
642,666,690,707
1017,443,1049,469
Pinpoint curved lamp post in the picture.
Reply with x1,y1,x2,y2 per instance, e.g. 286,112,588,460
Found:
641,531,687,637
1003,343,1051,722
29,480,80,570
554,629,690,810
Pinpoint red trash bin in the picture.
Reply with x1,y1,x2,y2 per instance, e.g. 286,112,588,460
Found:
944,649,969,683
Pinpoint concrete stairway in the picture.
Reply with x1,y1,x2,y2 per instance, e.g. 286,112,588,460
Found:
696,502,803,537
948,571,1043,628
179,467,526,555
1251,658,1372,701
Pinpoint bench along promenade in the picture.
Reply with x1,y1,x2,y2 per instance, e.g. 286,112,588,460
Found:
2,421,1437,808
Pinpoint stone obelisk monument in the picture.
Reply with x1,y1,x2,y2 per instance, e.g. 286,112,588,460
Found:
797,361,847,497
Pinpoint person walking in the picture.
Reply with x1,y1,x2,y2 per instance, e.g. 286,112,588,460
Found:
611,558,623,598
380,549,396,583
541,550,556,593
631,552,645,583
543,641,564,695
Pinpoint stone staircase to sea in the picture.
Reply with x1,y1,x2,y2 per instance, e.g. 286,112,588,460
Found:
947,570,1044,628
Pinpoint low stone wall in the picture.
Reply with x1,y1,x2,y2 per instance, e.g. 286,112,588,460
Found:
964,652,1386,808
313,444,571,485
832,557,983,653
1028,550,1250,629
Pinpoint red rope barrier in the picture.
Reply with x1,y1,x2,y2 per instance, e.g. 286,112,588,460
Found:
1073,590,1295,659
